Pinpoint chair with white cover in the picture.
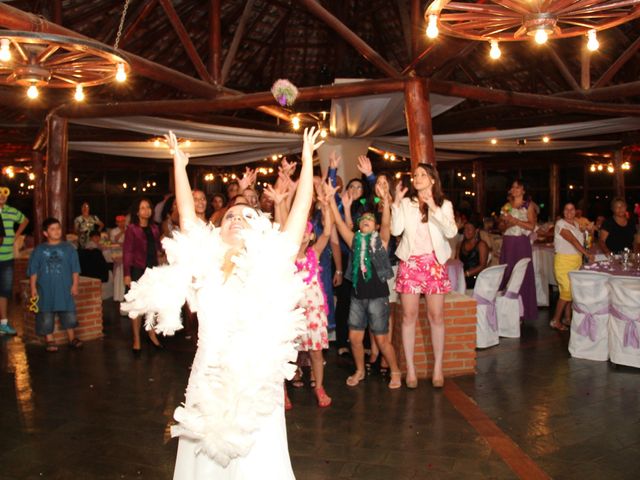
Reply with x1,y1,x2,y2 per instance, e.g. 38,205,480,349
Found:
473,264,507,349
608,275,640,368
567,271,610,361
496,258,531,338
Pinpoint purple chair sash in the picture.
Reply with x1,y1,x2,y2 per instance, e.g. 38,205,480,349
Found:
504,290,524,317
609,305,640,350
473,293,497,332
572,303,609,342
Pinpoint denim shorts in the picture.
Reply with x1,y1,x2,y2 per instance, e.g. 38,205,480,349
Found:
36,311,78,336
0,260,13,298
348,296,390,335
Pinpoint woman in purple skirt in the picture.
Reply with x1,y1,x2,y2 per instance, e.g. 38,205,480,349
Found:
498,180,538,321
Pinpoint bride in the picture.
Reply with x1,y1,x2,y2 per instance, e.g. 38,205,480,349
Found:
124,128,323,479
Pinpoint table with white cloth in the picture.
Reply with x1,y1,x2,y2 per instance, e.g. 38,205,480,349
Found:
446,259,466,295
100,245,124,301
532,243,556,307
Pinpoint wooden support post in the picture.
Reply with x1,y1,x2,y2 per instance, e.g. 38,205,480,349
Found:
594,35,640,88
472,160,485,215
209,0,221,84
32,151,46,246
550,162,560,220
613,150,625,199
46,116,69,231
404,77,436,169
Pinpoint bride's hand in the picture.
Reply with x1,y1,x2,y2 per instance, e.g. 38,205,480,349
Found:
165,131,189,169
302,127,323,164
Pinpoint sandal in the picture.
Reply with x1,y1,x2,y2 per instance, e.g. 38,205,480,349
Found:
549,320,568,331
69,338,83,349
346,371,366,387
45,341,58,353
388,371,402,389
291,369,304,388
314,386,332,408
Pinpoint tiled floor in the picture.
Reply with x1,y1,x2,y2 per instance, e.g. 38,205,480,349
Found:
1,300,639,479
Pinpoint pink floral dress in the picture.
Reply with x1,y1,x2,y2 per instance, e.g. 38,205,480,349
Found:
295,248,329,351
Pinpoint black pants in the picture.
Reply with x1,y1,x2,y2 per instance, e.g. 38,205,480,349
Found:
333,279,352,349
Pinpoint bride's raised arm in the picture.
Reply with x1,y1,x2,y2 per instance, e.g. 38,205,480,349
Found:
283,127,323,244
166,131,196,231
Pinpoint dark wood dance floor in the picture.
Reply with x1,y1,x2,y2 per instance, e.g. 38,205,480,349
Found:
1,299,639,479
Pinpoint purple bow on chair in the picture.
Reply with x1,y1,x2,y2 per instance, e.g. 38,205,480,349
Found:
609,305,640,349
572,303,609,342
473,293,497,331
504,290,524,317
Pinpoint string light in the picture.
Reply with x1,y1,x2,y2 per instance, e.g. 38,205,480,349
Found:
184,140,191,147
320,128,328,139
122,182,127,188
291,115,300,131
426,14,439,39
621,161,631,170
607,164,615,173
489,40,501,60
590,165,596,172
153,139,161,147
115,63,127,82
28,172,35,180
0,39,11,62
587,29,599,51
26,85,38,99
74,85,85,102
383,153,390,160
542,136,550,143
490,138,497,145
534,28,549,45
390,154,396,161
271,154,278,161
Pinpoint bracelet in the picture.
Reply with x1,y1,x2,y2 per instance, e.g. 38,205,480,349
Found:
335,270,343,275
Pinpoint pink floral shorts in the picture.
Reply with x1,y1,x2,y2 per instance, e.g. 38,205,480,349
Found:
395,253,452,295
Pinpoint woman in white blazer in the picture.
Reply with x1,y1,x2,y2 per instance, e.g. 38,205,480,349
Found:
391,163,457,389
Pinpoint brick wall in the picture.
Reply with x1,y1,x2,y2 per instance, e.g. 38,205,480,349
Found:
391,292,477,379
20,276,104,345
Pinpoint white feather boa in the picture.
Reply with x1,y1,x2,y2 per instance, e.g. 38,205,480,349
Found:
122,220,305,467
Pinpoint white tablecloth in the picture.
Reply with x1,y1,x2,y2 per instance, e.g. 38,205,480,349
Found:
100,245,124,301
533,244,556,307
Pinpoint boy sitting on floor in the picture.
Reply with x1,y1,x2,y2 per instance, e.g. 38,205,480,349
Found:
28,217,82,352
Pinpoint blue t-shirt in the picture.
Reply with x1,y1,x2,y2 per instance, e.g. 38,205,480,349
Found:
27,242,80,312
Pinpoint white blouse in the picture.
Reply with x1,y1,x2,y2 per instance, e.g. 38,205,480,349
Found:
554,219,584,255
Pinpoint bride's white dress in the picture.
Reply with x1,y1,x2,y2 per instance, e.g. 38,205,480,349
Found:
123,219,304,479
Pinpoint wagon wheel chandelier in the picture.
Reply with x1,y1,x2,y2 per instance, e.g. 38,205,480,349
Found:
425,0,640,59
0,0,131,101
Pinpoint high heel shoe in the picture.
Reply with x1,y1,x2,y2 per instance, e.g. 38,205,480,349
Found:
432,376,444,389
406,377,418,389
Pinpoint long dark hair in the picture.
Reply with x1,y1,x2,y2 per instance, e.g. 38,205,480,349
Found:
129,197,153,226
410,163,445,223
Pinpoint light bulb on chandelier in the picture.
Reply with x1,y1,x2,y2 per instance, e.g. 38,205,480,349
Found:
489,40,501,59
534,28,549,45
26,84,38,99
0,39,11,62
115,63,127,82
74,85,85,102
426,14,439,39
587,30,599,51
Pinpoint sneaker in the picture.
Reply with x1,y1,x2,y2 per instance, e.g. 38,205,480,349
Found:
0,323,17,335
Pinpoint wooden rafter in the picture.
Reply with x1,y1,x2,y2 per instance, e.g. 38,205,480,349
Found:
594,34,640,88
221,0,256,85
209,0,221,83
159,0,213,83
581,47,590,89
119,0,159,48
547,45,581,91
297,0,402,78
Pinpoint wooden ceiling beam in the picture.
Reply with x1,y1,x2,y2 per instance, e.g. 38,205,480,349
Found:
547,45,582,92
159,0,213,83
55,76,640,120
221,0,256,85
427,79,640,116
297,0,402,78
209,0,222,84
0,2,291,121
119,0,159,48
594,34,640,88
56,78,407,118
